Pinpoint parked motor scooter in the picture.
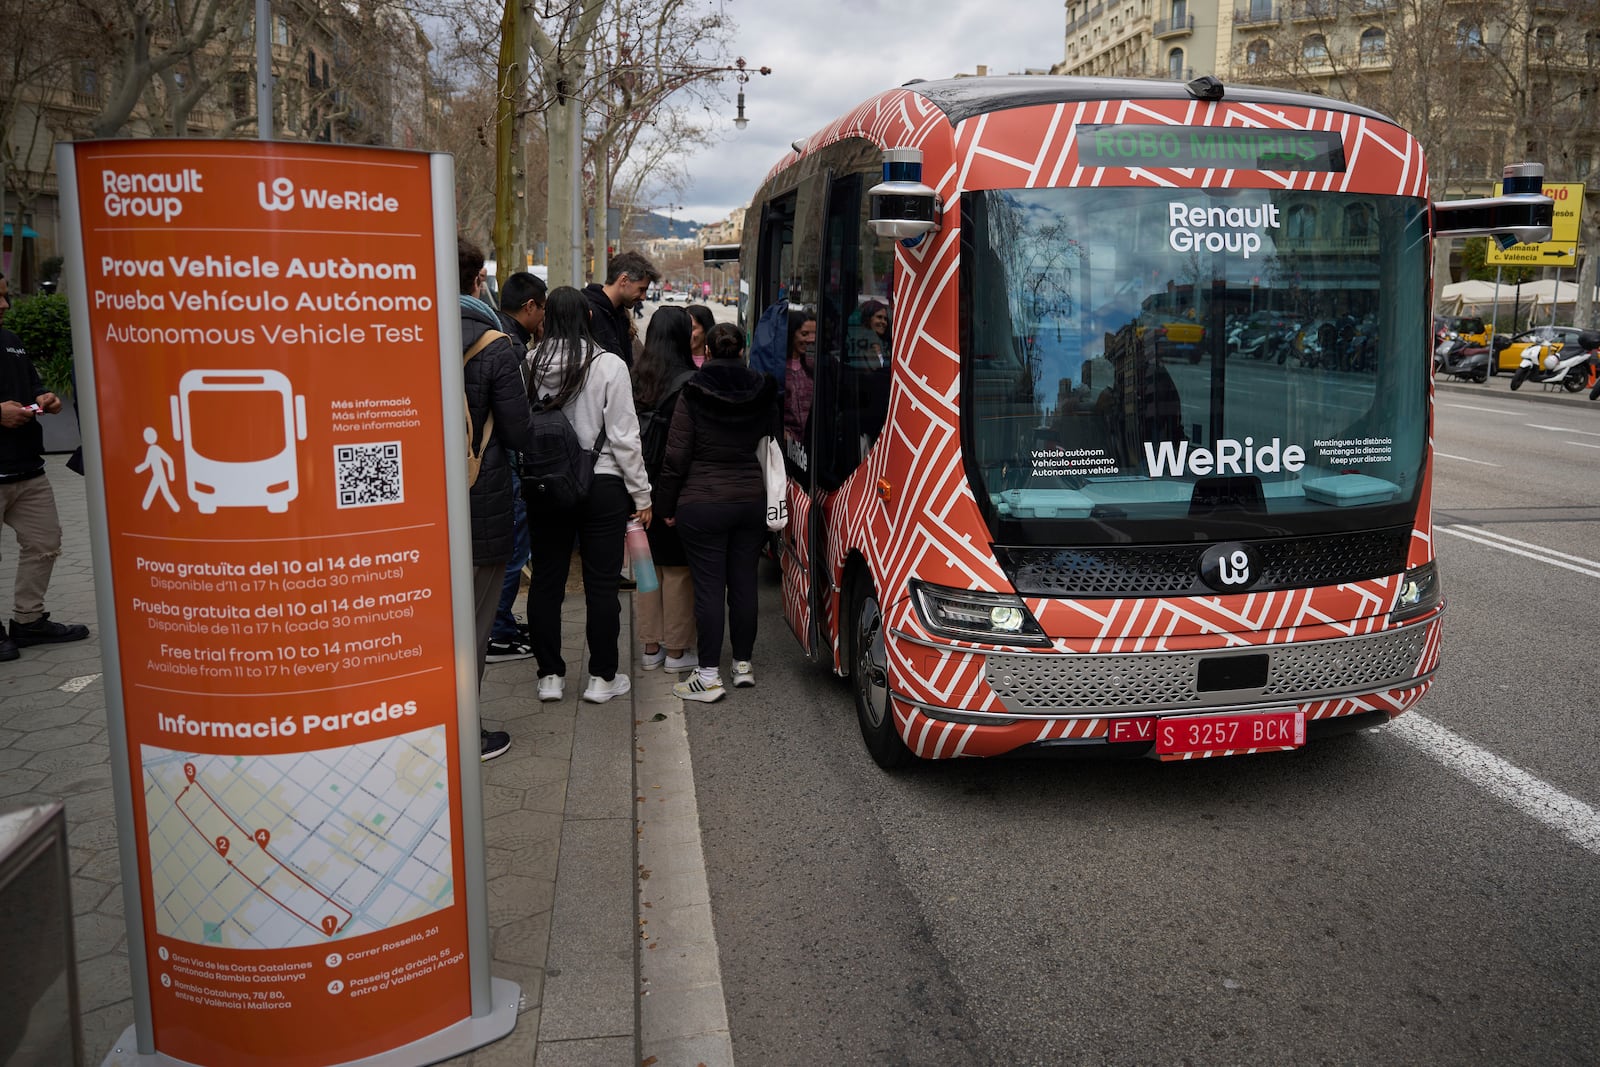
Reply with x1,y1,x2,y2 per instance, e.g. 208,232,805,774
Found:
1510,330,1600,393
1435,336,1492,383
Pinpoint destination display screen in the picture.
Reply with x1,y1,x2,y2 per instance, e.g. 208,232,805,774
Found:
1078,124,1347,172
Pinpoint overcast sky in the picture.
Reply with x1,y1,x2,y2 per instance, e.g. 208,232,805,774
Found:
669,1,1065,226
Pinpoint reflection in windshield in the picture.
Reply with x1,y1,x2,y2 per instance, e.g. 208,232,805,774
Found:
962,186,1429,539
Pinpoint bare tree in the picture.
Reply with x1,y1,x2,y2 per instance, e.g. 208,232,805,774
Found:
80,0,247,137
1,0,79,285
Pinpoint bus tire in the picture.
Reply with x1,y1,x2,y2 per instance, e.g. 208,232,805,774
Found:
850,576,913,770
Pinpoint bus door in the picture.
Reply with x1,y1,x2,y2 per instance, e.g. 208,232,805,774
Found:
802,169,891,664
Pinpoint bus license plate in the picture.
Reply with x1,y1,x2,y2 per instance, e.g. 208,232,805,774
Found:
1154,711,1306,755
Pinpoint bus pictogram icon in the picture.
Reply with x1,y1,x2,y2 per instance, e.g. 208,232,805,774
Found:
169,369,307,514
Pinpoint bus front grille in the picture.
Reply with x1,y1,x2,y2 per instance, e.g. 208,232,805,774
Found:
997,525,1413,598
983,625,1430,715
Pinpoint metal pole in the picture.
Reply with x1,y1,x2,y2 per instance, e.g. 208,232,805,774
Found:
1491,265,1502,340
1551,267,1561,327
255,0,273,139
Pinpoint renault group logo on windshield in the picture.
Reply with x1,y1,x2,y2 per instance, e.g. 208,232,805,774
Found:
1199,541,1261,592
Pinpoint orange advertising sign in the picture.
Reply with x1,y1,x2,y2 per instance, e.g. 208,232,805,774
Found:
61,140,488,1065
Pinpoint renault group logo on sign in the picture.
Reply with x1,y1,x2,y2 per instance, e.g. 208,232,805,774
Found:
1199,541,1261,593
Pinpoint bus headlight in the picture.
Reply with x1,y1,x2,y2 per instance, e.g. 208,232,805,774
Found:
1390,562,1441,622
911,581,1048,645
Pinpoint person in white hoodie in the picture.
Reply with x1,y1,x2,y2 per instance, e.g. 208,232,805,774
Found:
524,286,653,704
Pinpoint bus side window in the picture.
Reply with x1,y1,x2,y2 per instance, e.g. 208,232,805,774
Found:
814,171,894,491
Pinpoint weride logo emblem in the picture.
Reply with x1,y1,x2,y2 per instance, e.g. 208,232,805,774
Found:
1199,542,1261,592
256,176,400,214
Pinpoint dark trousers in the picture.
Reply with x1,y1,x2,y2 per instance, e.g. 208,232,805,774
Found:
493,466,531,641
527,474,630,681
676,501,766,669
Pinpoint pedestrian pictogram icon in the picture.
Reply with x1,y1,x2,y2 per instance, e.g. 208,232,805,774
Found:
135,426,179,512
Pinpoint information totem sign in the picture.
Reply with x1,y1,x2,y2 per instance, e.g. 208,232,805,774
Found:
56,141,517,1066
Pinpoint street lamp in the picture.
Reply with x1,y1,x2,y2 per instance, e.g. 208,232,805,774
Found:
733,59,755,130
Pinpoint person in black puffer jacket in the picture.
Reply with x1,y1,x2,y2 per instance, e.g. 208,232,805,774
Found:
656,323,780,702
459,241,532,761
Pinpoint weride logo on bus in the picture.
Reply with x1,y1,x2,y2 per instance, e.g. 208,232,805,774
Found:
1144,437,1306,478
258,176,399,214
101,168,204,223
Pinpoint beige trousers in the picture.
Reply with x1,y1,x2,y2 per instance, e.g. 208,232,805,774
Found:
634,564,696,650
1,474,63,625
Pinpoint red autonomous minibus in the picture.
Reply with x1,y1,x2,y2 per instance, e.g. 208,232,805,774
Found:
731,75,1548,767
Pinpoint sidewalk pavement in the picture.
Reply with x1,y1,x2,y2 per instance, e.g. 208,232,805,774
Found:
1,455,729,1066
1433,366,1599,408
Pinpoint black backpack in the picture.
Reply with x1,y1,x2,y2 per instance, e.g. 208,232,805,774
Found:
637,368,695,479
521,351,606,511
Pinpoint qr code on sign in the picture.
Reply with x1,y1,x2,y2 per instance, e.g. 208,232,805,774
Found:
334,442,404,508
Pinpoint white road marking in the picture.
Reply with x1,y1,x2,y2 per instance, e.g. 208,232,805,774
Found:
59,674,101,693
1567,440,1600,450
1433,524,1600,579
1390,714,1600,856
1433,451,1501,467
1526,422,1600,438
1441,402,1522,415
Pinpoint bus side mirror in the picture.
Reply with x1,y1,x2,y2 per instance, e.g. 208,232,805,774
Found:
869,147,941,241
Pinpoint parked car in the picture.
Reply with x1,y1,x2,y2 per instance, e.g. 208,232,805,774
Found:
1492,325,1587,373
661,289,690,303
1435,314,1493,348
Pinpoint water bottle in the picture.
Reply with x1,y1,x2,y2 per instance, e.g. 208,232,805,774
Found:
625,518,659,594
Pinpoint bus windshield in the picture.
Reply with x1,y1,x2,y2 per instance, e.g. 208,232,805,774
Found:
962,185,1430,542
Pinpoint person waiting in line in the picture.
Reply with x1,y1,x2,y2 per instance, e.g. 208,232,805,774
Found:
781,308,817,444
631,306,699,676
524,287,652,705
685,304,716,367
582,250,659,366
656,323,780,703
486,271,547,662
457,242,533,760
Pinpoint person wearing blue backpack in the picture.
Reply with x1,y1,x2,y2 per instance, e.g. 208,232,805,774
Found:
524,287,652,705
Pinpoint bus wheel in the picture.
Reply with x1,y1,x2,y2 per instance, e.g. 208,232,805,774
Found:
851,577,913,769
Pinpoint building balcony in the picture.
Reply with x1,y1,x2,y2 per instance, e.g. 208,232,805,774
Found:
1289,0,1337,22
1234,5,1280,27
1153,14,1195,39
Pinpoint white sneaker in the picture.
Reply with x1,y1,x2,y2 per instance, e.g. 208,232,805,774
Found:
673,674,725,703
732,661,755,688
583,673,632,704
663,651,697,674
641,647,666,670
537,674,564,702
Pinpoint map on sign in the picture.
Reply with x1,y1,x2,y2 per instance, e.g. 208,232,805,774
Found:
142,728,455,950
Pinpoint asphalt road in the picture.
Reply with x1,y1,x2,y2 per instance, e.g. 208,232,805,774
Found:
683,387,1600,1065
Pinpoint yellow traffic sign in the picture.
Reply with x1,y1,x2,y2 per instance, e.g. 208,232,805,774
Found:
1485,181,1583,267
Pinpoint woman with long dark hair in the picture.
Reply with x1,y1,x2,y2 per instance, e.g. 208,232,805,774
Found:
685,304,716,367
632,306,698,675
524,286,652,704
656,323,780,702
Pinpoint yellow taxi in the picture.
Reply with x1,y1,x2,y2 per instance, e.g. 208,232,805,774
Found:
1492,325,1585,373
